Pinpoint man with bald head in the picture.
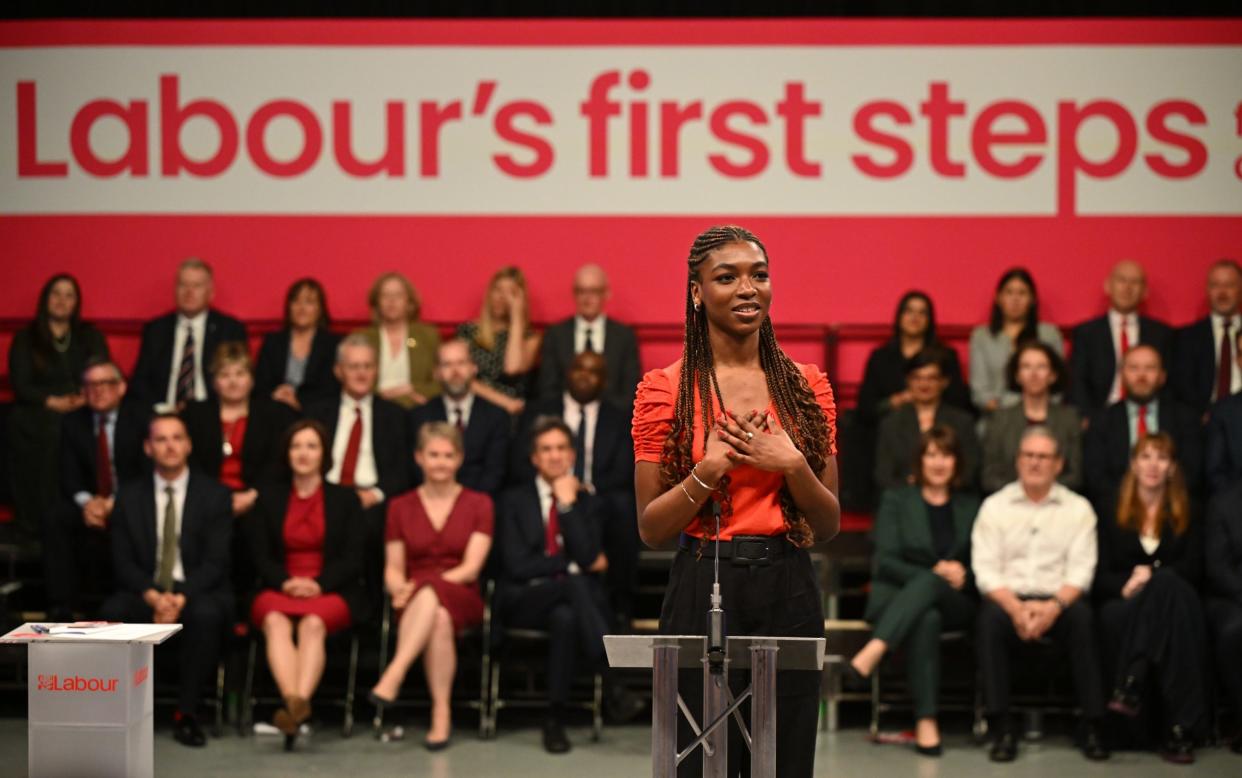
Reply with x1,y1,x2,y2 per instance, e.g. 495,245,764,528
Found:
537,264,641,412
1070,260,1173,416
1174,259,1242,418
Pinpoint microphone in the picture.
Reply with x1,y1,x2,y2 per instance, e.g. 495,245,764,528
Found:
707,500,726,676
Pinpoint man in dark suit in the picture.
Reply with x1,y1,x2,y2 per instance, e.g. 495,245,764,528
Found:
409,338,509,496
101,413,233,748
513,350,638,621
46,359,149,621
1173,259,1242,419
1204,480,1242,754
536,264,641,413
1070,260,1173,416
496,417,611,754
304,334,410,596
130,258,247,411
1085,345,1203,507
1206,328,1242,496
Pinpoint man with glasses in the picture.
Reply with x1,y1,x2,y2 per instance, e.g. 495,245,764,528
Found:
971,426,1109,763
45,358,148,622
536,264,641,413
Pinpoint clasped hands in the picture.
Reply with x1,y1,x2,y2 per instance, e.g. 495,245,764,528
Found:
932,559,967,590
1121,565,1152,599
706,409,806,476
282,576,322,599
144,589,186,624
1010,599,1061,641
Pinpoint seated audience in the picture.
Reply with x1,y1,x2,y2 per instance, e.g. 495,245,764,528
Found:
971,426,1108,763
130,258,247,411
248,420,366,741
1204,478,1242,755
969,267,1064,416
1070,260,1173,417
254,278,341,411
45,358,146,621
7,273,108,546
409,339,510,496
875,347,979,491
102,414,233,748
182,342,294,517
496,417,610,754
1173,259,1242,418
514,350,639,622
849,426,979,756
1085,345,1202,507
455,266,541,416
537,264,641,412
1094,432,1205,764
1206,327,1242,494
356,271,441,409
982,341,1082,493
370,422,493,750
857,290,971,428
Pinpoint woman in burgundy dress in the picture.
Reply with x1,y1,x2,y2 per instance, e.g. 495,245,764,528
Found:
370,421,493,749
248,419,366,740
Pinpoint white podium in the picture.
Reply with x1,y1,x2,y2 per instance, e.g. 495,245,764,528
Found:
2,623,182,778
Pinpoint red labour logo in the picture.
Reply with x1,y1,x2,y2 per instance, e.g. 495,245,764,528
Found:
36,673,119,693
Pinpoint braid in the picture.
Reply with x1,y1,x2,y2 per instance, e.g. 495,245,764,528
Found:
658,226,831,546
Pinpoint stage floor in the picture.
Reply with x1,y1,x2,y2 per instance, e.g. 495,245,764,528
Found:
2,717,1238,777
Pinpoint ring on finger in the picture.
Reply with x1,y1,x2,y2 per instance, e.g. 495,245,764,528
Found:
745,431,755,440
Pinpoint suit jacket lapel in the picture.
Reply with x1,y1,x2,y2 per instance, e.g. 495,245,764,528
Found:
140,478,158,571
901,489,934,559
950,498,975,559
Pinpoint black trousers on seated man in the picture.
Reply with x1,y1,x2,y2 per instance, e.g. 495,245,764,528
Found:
44,503,114,619
1206,597,1242,721
977,597,1106,725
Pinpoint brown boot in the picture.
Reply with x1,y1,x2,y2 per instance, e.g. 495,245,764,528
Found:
273,696,311,735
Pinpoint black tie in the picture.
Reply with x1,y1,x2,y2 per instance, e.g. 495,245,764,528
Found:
572,405,586,481
583,327,595,354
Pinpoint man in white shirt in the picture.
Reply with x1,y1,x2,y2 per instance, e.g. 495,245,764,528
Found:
101,413,233,748
972,426,1109,762
1174,259,1242,417
536,264,641,412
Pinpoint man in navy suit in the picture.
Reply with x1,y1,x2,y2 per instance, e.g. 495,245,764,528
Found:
1173,259,1242,419
495,417,610,754
130,258,247,411
409,338,509,496
102,413,233,748
512,350,638,621
536,264,641,413
1206,328,1242,495
1070,260,1173,416
45,359,148,621
1084,345,1203,507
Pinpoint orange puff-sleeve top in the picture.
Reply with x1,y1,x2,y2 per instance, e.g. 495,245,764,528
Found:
632,359,838,540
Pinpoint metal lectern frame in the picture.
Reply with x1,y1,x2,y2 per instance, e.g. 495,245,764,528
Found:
605,634,825,778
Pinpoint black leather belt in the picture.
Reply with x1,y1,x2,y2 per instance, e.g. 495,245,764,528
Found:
678,533,792,565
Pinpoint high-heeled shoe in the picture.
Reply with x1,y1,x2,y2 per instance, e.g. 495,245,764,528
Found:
368,689,396,708
842,661,870,686
914,742,942,757
424,736,451,752
273,695,311,736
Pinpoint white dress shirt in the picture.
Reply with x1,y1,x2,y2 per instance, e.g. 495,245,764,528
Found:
328,393,379,492
378,334,411,392
153,469,189,584
164,312,208,408
536,476,580,574
562,392,600,487
1107,309,1140,404
1212,313,1242,400
444,392,476,430
971,481,1098,597
575,315,607,355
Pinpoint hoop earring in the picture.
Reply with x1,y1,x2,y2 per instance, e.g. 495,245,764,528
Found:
694,301,701,312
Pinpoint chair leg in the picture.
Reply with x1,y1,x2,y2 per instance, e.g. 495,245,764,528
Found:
478,639,491,739
592,672,603,742
869,668,881,737
342,633,359,738
373,602,391,736
213,660,226,738
486,656,502,738
242,636,258,734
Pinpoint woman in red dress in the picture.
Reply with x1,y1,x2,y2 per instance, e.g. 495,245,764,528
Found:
370,421,493,750
248,419,366,739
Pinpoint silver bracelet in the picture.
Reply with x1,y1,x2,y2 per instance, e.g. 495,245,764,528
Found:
690,465,717,491
679,483,699,505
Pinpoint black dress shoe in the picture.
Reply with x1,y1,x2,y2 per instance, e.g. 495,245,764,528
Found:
1159,725,1194,764
1081,721,1110,761
989,731,1017,762
1107,675,1142,718
914,742,942,757
173,714,207,748
842,662,869,687
424,737,450,752
1232,736,1242,755
605,685,648,724
542,718,572,754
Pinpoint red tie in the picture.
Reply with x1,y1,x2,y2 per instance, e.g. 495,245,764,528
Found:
96,414,113,498
1137,404,1149,440
1118,317,1131,400
1218,320,1234,402
545,501,561,557
339,405,363,487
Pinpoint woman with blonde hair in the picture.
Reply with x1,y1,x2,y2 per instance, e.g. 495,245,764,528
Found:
455,266,541,415
1094,432,1205,764
357,271,440,409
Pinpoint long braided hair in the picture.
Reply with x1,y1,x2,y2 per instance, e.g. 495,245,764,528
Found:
657,226,833,548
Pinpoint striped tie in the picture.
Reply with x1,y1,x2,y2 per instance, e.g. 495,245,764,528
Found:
175,326,196,406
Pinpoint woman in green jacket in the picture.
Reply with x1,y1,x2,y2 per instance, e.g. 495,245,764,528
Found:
848,425,980,756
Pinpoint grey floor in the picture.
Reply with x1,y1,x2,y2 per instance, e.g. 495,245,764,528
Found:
3,717,1239,777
